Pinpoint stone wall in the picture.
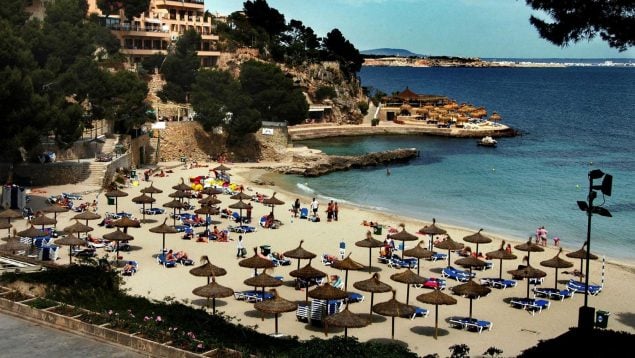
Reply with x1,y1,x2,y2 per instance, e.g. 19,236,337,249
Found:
254,122,289,162
102,153,132,187
0,162,90,187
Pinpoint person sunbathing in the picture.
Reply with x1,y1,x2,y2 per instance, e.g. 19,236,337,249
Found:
175,251,189,261
166,249,176,262
213,226,228,242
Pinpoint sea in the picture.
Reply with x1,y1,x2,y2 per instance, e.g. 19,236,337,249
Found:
276,62,635,262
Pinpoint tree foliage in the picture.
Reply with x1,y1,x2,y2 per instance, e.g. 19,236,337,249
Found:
158,29,201,102
97,0,150,20
323,28,364,77
525,0,635,51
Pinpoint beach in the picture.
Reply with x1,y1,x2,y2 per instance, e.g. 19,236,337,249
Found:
21,161,635,357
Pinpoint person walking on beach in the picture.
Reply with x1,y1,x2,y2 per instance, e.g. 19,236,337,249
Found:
293,198,301,217
311,198,319,218
236,235,246,258
334,202,339,221
326,201,334,222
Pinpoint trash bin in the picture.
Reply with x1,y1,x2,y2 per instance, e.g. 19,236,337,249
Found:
130,169,137,179
595,310,610,328
373,226,382,235
260,245,271,256
180,156,187,163
107,197,115,205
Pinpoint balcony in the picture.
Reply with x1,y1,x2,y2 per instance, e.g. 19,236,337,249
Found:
108,24,169,37
121,48,167,56
158,0,204,10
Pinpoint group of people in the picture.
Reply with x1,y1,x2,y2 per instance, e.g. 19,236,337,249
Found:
165,249,189,263
325,200,339,222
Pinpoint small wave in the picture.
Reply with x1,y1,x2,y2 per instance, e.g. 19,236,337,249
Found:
296,183,315,194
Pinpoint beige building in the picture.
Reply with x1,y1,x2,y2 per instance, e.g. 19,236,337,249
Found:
87,0,220,67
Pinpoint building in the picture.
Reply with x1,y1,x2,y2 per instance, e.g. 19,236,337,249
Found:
88,0,220,67
378,87,450,121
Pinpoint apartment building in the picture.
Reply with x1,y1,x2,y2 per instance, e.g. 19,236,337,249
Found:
88,0,220,67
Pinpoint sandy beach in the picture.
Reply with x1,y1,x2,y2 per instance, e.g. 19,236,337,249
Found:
21,161,635,357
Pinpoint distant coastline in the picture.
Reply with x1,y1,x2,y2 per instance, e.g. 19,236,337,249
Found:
362,56,635,68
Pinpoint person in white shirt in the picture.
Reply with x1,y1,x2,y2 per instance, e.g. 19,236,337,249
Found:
310,198,319,218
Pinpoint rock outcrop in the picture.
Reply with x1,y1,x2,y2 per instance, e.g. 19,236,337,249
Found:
275,148,418,177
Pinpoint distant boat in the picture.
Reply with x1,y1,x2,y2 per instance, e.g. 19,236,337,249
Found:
477,136,497,147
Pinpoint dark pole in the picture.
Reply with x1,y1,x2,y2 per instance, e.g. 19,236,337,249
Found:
583,187,594,309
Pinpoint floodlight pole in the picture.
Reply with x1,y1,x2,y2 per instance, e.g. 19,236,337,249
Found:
578,172,596,331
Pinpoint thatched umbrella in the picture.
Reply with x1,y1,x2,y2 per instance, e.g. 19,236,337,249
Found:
194,205,220,232
141,184,163,209
355,231,384,273
324,302,370,338
451,279,491,320
104,188,128,213
372,290,416,340
353,273,393,316
213,164,231,172
244,270,283,297
330,253,365,292
308,282,348,301
54,233,86,265
0,221,12,240
149,218,178,253
463,229,493,255
163,199,187,226
168,190,189,203
112,216,140,235
190,255,227,284
416,289,457,339
514,238,544,265
540,248,573,289
284,240,316,271
0,209,23,237
390,268,427,305
485,240,517,279
434,235,464,267
0,237,30,255
454,256,487,275
131,193,155,223
290,259,327,302
230,191,251,201
201,187,223,196
41,205,69,228
228,199,251,222
262,193,285,218
566,243,598,282
254,289,297,335
240,247,276,281
172,178,192,192
419,218,447,250
103,228,133,262
72,211,101,228
508,257,547,299
389,224,418,260
29,215,57,230
403,241,434,275
17,225,47,240
192,276,234,314
62,221,94,240
199,195,222,206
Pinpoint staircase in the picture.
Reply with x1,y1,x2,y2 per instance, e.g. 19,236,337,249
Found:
84,161,108,187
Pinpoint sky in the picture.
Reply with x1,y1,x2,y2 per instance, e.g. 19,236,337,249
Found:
205,0,634,59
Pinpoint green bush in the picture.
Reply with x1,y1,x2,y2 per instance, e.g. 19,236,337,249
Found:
357,101,369,115
315,86,337,101
371,117,380,126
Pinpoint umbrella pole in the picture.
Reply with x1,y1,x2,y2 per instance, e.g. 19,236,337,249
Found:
368,248,372,273
115,198,118,213
172,208,177,227
142,204,146,223
499,259,503,279
275,314,278,335
417,258,421,276
447,250,451,267
434,305,439,339
370,293,374,316
212,298,216,315
406,284,410,305
391,317,395,340
116,242,120,265
526,279,530,299
579,258,584,282
344,327,348,338
150,194,153,209
469,299,473,320
401,240,405,260
554,268,559,289
69,246,72,265
344,270,349,292
162,234,166,253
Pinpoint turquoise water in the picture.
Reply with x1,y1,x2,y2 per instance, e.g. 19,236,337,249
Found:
280,66,635,261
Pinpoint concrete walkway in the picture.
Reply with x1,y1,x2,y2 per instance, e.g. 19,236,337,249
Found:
0,312,146,358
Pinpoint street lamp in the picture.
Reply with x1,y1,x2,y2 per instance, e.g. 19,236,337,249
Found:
577,169,612,331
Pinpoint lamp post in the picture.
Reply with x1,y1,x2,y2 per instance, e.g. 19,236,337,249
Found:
576,169,612,331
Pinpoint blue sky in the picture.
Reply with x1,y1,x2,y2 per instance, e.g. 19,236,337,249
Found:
205,0,633,59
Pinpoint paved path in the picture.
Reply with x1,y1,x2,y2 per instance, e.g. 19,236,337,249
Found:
0,313,146,358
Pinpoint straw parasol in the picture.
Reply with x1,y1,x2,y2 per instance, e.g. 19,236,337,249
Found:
141,183,163,209
485,240,517,279
192,276,234,314
324,302,370,338
17,225,47,239
353,273,393,316
434,235,464,267
389,224,418,260
149,218,178,252
131,193,155,223
240,247,276,282
54,233,86,265
230,190,251,201
190,255,227,284
451,279,491,320
540,248,573,289
172,178,192,192
254,289,297,335
194,205,220,232
0,209,23,237
419,218,447,250
72,211,101,227
390,268,427,305
372,290,416,339
508,257,547,299
244,270,283,296
355,231,384,273
514,237,544,265
566,243,598,282
0,237,31,254
40,205,69,227
213,164,231,172
112,216,141,234
103,228,134,262
463,229,493,255
330,253,365,292
284,240,317,271
262,193,285,218
163,199,187,226
403,241,434,275
201,187,223,196
62,220,94,239
168,190,189,201
454,256,487,275
104,188,128,213
228,199,251,222
416,289,457,339
308,282,348,301
290,259,327,302
29,215,57,230
199,195,222,206
489,112,502,122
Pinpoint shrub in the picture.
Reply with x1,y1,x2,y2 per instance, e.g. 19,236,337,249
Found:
357,101,369,115
371,118,380,126
315,86,337,101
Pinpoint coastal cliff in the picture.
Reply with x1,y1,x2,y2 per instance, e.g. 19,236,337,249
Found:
274,148,418,177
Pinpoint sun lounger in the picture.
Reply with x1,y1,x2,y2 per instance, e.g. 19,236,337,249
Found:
387,256,418,269
296,301,309,322
448,316,493,333
346,292,364,303
426,252,447,262
421,277,447,290
566,279,602,295
269,255,291,267
442,266,474,282
533,287,574,301
156,253,177,268
234,290,274,302
409,307,429,320
227,225,256,233
480,278,517,289
510,297,551,315
122,261,138,276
